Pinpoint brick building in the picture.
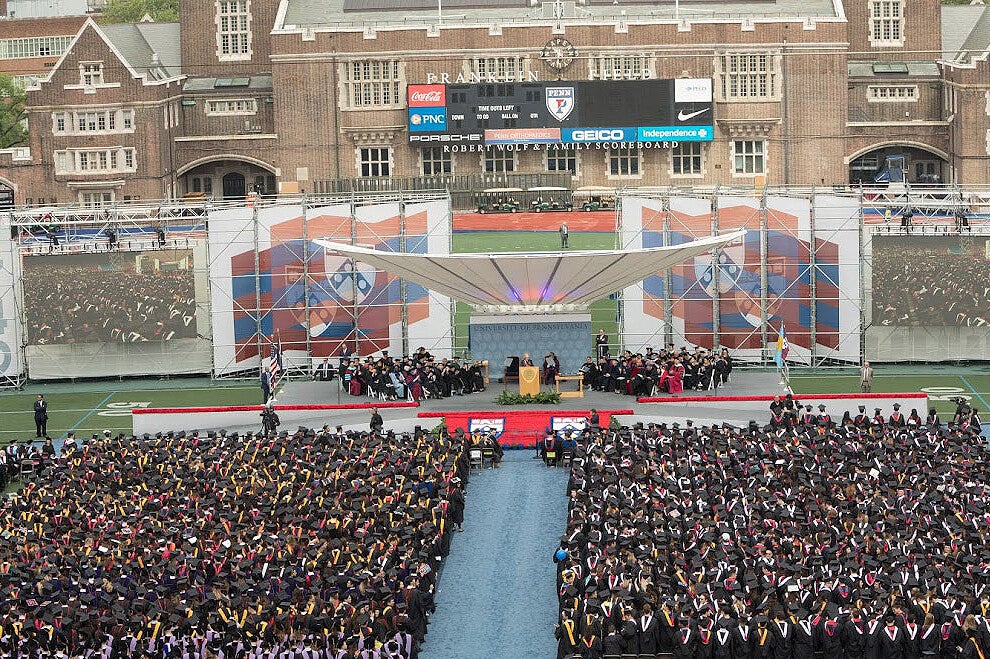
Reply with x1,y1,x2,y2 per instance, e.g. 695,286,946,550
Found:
0,0,986,206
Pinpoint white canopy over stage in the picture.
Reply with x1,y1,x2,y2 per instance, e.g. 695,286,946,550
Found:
315,230,745,311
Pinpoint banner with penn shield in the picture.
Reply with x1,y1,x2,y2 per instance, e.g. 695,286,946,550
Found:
545,87,575,122
469,418,505,438
551,416,589,436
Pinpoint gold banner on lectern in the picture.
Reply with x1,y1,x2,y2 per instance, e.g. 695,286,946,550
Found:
518,366,540,396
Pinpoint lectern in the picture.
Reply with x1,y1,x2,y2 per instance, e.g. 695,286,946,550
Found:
518,366,540,396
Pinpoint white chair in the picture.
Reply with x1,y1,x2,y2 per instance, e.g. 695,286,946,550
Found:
469,448,483,471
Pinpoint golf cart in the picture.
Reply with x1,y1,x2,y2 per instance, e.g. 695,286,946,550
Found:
476,188,523,214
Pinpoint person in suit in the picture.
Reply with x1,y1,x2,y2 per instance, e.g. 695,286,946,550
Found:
33,394,47,438
260,369,271,404
370,407,384,433
314,358,335,382
861,360,874,393
596,329,609,360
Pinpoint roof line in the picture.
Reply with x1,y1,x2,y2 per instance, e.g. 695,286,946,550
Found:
536,256,564,306
489,258,524,305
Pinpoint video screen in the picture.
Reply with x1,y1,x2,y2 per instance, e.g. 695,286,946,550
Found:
23,250,197,344
872,236,990,326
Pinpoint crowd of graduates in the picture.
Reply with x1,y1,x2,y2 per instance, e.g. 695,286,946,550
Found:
579,346,733,396
873,241,990,327
24,264,197,345
555,406,990,659
0,425,476,658
330,348,487,403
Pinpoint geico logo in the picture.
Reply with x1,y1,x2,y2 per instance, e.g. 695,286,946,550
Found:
571,129,626,141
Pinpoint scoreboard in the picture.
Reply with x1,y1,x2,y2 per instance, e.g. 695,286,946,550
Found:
407,78,714,145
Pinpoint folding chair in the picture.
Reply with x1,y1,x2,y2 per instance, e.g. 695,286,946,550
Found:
544,449,557,467
20,459,35,480
560,449,574,467
469,448,483,471
481,447,494,468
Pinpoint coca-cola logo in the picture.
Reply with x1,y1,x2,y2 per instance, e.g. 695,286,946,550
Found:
411,90,442,103
408,84,446,108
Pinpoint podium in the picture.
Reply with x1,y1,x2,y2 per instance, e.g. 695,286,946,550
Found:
518,366,540,396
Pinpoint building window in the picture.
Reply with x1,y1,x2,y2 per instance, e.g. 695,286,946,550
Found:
190,177,214,195
54,148,137,175
421,147,452,176
358,147,391,177
53,109,135,135
79,62,104,86
79,190,115,208
607,145,640,177
483,147,516,173
868,85,917,102
718,52,781,101
671,142,704,176
588,54,649,80
469,56,526,81
732,140,766,175
870,0,904,45
205,98,258,115
342,60,401,109
0,36,74,59
546,150,578,175
216,0,252,60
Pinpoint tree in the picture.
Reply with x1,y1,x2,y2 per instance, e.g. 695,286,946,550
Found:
99,0,179,23
0,75,27,149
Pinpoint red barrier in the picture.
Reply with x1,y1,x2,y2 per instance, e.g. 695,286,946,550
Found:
418,409,635,448
636,393,926,404
134,402,418,415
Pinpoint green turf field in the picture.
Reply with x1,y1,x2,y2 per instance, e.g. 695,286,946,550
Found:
790,372,990,418
451,231,619,355
0,381,258,443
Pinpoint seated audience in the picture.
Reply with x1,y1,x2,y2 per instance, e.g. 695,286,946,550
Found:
556,408,990,659
0,426,476,658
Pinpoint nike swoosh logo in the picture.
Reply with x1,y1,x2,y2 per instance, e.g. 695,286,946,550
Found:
678,108,710,121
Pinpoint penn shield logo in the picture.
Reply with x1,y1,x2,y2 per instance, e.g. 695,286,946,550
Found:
469,418,505,438
552,416,589,436
546,86,575,122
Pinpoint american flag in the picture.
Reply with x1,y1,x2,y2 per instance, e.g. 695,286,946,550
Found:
269,336,283,390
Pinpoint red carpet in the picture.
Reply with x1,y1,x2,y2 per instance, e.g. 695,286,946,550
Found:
636,392,927,403
134,401,418,414
418,409,634,448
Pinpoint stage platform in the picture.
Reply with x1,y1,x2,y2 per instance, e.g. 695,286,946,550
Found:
130,370,928,444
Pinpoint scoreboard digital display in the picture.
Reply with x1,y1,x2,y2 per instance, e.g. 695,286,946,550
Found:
407,78,714,146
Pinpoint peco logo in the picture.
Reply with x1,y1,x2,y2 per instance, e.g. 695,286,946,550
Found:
408,84,446,107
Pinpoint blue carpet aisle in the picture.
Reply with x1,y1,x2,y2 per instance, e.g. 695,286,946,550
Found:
419,450,570,659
